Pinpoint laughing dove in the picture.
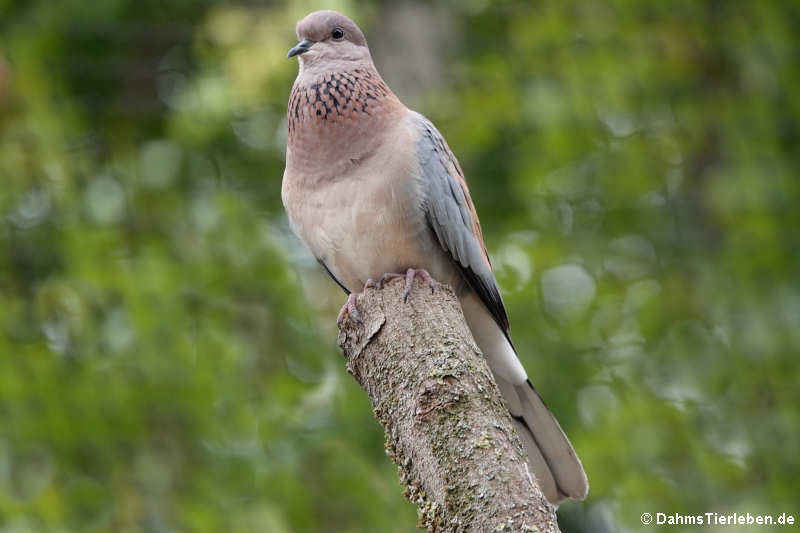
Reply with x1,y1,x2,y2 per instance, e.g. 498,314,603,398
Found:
282,10,588,505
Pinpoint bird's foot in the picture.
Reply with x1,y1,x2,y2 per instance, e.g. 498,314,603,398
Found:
375,268,435,302
401,268,435,302
336,277,395,327
338,270,435,325
336,292,362,326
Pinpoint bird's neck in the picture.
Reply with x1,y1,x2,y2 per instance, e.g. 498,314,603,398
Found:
286,66,405,181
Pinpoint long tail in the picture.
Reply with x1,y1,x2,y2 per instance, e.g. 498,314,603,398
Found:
505,379,588,505
459,294,588,504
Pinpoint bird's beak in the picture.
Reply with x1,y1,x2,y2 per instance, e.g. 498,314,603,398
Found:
287,39,315,58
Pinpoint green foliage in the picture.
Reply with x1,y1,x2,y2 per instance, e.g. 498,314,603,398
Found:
1,1,798,531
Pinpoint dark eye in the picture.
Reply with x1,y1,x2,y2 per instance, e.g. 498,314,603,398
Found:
331,27,345,40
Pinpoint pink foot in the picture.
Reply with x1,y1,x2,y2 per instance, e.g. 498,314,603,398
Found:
337,279,379,326
402,268,435,302
338,271,435,326
376,268,435,302
336,293,361,326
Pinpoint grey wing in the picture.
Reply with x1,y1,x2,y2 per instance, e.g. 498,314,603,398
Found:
414,113,510,335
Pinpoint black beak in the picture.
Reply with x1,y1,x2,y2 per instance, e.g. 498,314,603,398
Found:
287,39,315,58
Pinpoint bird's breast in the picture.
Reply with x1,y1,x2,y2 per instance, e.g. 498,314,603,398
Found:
286,68,404,179
287,68,393,135
283,119,444,292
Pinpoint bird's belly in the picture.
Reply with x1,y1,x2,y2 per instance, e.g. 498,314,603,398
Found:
291,174,438,292
283,112,460,294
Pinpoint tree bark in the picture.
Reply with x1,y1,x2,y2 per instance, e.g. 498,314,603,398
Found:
337,277,560,533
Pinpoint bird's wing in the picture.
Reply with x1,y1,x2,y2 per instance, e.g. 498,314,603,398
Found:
413,114,589,504
413,113,510,335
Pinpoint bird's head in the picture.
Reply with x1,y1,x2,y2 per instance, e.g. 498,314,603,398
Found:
288,11,371,70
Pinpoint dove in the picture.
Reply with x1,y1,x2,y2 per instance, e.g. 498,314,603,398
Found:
282,10,588,505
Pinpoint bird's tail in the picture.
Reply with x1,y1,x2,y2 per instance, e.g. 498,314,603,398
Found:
510,379,588,505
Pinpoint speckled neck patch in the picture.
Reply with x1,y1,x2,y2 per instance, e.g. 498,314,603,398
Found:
288,68,392,137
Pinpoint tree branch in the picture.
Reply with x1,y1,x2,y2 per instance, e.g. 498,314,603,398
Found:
337,278,560,533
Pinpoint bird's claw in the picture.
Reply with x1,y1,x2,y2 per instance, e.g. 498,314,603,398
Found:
346,270,434,322
373,269,434,295
336,293,362,326
402,268,435,302
374,272,401,289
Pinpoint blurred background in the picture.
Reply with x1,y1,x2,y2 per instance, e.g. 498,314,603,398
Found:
1,0,798,531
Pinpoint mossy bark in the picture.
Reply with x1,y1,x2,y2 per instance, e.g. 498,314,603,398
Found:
337,278,560,533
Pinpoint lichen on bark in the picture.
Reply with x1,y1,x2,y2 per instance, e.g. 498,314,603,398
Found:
337,277,560,533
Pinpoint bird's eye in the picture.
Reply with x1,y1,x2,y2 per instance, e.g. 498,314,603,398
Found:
331,27,345,40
